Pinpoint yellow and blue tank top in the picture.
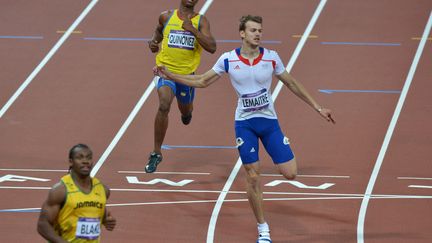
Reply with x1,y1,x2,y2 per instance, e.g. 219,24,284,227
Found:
55,174,106,242
156,9,203,74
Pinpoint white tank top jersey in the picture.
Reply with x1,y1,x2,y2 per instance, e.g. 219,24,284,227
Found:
212,47,286,121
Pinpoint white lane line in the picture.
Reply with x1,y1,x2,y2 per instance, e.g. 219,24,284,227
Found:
0,0,99,118
118,170,211,175
3,195,432,213
0,168,68,172
357,11,432,243
90,81,155,177
261,173,350,178
108,199,218,207
398,177,432,180
206,1,328,242
272,0,328,100
2,185,432,200
206,158,243,243
0,207,41,212
0,185,364,197
199,0,213,15
0,186,51,190
90,0,214,177
108,196,364,208
408,185,432,189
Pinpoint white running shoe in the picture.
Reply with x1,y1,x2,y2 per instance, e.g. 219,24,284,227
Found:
257,231,272,243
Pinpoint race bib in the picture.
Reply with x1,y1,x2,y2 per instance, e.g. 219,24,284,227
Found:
240,89,270,112
167,30,195,50
75,217,101,240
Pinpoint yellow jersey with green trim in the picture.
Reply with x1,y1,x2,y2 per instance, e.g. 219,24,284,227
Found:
156,9,203,74
55,174,106,243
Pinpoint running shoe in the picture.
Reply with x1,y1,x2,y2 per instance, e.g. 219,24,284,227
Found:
257,231,272,243
145,152,162,173
181,113,192,125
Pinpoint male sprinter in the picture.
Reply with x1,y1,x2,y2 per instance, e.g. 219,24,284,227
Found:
37,144,116,242
146,0,216,173
155,15,335,242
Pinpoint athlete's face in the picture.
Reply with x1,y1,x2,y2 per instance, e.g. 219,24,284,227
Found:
181,0,198,8
69,147,93,177
240,21,263,47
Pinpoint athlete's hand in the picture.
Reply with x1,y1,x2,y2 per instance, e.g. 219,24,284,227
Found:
182,14,196,34
103,211,116,231
153,65,169,79
148,39,160,53
318,108,335,124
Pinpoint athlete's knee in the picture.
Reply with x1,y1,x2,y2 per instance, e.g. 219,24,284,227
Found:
278,160,297,180
158,100,172,115
245,168,261,186
178,102,193,115
282,170,297,180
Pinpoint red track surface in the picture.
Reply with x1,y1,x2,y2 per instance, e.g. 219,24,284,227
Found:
1,0,431,242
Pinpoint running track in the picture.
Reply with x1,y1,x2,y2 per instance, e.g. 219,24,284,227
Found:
1,0,431,242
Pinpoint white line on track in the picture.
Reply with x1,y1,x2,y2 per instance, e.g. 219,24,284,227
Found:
398,177,432,180
408,185,432,189
0,0,100,118
0,168,346,177
261,173,350,178
90,0,214,177
271,0,328,100
0,168,68,172
0,186,380,197
199,0,213,15
206,1,328,242
3,194,432,213
118,170,211,175
2,185,432,201
0,186,51,190
357,10,432,243
3,185,431,200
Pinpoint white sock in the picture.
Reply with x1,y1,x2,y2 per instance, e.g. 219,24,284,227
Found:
257,222,270,233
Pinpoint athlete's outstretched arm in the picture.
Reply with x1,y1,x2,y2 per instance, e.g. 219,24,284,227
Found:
156,66,220,88
37,183,68,243
277,71,335,123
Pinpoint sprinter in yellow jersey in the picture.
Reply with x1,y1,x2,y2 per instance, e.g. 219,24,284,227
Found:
37,144,116,242
145,0,216,173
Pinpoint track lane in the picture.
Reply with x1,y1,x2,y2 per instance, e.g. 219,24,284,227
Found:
1,0,431,242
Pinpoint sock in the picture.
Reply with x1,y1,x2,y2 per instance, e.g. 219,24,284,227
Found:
257,222,270,233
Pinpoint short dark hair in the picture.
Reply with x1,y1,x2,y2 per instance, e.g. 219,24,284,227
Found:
69,144,91,159
239,15,263,31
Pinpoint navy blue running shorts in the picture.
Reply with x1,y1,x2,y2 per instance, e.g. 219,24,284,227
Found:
235,117,295,164
156,76,195,104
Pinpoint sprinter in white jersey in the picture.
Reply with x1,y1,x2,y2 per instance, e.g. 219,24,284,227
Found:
155,15,335,243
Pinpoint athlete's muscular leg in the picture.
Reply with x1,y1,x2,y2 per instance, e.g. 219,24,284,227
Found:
154,86,175,154
244,162,266,224
177,101,193,117
277,157,297,180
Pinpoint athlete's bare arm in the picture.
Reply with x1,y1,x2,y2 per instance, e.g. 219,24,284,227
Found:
156,66,220,88
148,11,173,53
277,71,335,123
37,183,68,243
102,184,116,231
182,14,216,53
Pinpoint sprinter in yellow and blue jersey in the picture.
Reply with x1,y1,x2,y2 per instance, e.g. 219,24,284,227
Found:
37,144,116,242
145,0,216,173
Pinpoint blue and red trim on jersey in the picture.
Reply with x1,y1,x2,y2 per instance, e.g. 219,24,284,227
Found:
224,47,276,72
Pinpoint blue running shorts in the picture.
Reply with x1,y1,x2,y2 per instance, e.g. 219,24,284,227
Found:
235,117,295,164
156,76,195,104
